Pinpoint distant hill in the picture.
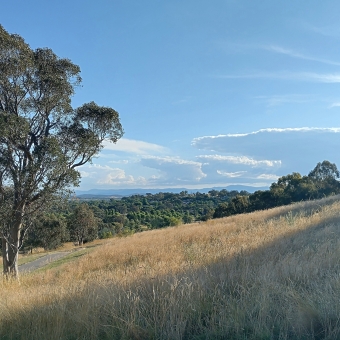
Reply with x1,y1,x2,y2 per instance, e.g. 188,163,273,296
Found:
75,194,124,200
74,185,269,199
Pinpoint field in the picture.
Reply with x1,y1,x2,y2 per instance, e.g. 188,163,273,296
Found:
1,196,340,339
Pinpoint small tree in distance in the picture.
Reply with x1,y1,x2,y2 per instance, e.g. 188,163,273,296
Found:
308,160,340,181
308,160,340,197
27,213,68,251
68,203,98,246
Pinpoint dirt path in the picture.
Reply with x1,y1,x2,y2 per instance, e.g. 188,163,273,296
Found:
19,251,75,273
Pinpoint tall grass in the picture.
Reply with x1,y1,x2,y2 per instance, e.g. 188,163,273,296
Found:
1,196,340,339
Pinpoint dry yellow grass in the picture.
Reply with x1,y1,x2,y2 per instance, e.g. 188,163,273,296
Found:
1,196,340,339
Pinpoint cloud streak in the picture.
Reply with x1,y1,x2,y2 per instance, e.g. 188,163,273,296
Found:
256,174,279,180
254,94,315,107
218,42,340,66
103,138,167,154
217,170,247,178
193,127,340,141
197,155,281,168
214,71,340,83
328,102,340,109
262,45,340,66
304,24,340,38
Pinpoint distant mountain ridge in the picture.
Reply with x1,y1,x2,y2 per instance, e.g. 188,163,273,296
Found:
75,185,269,198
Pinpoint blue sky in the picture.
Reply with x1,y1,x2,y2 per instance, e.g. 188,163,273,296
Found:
3,1,340,190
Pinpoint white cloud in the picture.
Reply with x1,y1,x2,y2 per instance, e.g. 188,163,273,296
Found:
197,155,281,168
97,171,146,186
96,168,126,183
103,138,167,154
216,171,279,181
193,127,340,142
328,102,340,109
192,127,340,177
108,159,129,164
256,174,280,180
195,155,280,185
79,164,147,187
140,156,206,182
79,171,91,178
87,164,115,171
217,170,247,178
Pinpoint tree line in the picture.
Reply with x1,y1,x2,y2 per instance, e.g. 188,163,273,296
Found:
214,160,340,218
20,160,340,251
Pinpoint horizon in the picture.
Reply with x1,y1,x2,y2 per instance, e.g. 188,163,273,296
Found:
2,1,340,190
74,183,269,195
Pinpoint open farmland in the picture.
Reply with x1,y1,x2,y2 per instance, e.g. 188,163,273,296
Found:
1,196,340,339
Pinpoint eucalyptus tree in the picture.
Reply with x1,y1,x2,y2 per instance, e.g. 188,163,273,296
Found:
308,160,340,197
27,213,68,251
0,26,123,278
68,203,98,246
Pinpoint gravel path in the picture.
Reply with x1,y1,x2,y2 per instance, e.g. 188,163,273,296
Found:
19,251,73,273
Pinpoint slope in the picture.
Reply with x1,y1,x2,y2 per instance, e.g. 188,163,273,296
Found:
1,195,340,339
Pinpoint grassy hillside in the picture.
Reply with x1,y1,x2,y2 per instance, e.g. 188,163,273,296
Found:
1,196,340,339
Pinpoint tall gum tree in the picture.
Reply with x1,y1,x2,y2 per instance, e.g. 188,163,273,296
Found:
0,26,123,279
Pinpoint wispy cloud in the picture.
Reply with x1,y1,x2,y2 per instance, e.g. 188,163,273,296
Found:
262,45,340,66
254,94,314,107
256,174,279,181
328,102,340,109
103,138,167,154
193,127,340,142
217,42,340,66
108,159,129,164
304,23,340,38
217,170,247,178
172,96,192,105
217,172,280,181
197,155,281,168
214,71,340,83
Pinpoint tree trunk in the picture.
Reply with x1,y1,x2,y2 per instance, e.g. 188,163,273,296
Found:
2,211,22,280
2,237,9,275
2,229,20,280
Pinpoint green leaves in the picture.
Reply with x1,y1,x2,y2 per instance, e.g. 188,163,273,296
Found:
76,101,124,142
68,203,98,245
308,160,340,181
0,112,30,144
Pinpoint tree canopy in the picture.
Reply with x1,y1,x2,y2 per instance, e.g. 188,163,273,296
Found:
67,203,98,246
